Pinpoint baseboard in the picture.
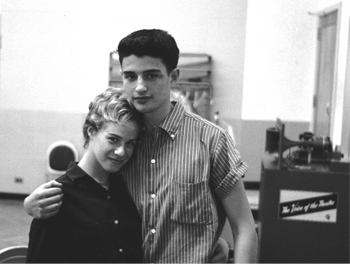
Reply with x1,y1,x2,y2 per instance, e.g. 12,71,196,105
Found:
0,192,27,200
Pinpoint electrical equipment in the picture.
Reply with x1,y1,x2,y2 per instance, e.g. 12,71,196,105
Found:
265,118,343,169
258,119,349,263
258,156,349,263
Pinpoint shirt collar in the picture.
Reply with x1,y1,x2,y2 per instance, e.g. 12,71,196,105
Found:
158,101,185,140
138,101,185,140
65,161,122,189
65,161,88,181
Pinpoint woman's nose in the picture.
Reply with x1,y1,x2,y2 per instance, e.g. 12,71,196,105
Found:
114,145,125,156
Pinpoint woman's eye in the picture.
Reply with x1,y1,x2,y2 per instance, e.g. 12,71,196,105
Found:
109,137,119,143
127,141,136,148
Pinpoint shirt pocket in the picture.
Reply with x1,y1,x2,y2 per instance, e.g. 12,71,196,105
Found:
170,180,213,225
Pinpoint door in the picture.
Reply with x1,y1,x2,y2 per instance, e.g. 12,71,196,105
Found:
313,10,338,137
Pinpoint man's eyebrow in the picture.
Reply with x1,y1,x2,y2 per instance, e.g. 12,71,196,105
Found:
122,71,135,74
143,69,162,73
122,69,162,74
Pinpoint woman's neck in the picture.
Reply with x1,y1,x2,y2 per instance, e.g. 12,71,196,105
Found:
78,153,110,189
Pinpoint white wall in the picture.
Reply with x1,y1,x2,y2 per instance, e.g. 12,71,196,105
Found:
0,0,249,193
1,0,346,192
0,0,247,116
242,0,318,121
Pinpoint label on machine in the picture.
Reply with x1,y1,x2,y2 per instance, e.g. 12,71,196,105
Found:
279,190,338,223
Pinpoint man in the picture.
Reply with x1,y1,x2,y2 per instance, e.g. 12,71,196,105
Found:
24,29,258,263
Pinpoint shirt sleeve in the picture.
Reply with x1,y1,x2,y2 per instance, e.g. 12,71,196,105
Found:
211,130,248,200
27,216,66,262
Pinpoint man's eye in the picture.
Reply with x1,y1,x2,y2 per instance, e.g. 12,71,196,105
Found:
145,74,157,79
124,74,136,81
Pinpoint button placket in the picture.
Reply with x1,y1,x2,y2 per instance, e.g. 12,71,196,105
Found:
146,133,159,243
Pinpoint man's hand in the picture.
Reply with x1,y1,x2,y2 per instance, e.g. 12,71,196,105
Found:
24,180,63,219
209,237,230,263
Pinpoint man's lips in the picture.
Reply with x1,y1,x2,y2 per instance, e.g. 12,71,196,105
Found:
133,96,151,102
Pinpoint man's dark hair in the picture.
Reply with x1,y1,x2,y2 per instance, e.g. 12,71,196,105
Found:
117,29,180,74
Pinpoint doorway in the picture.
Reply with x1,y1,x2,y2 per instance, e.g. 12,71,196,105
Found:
313,7,339,138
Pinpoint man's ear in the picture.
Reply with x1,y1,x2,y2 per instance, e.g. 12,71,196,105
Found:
170,68,180,83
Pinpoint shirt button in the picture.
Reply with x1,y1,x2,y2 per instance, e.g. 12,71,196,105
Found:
107,195,111,199
150,194,156,199
171,134,175,139
150,229,156,234
119,248,123,252
114,220,119,224
151,159,156,164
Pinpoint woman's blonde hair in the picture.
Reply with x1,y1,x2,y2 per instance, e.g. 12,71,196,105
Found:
82,87,142,148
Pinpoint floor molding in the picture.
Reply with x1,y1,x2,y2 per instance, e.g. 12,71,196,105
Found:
0,193,27,200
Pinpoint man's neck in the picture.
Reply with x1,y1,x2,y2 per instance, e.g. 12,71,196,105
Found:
142,102,173,132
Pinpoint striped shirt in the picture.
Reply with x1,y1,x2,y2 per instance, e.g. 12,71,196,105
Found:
122,101,248,263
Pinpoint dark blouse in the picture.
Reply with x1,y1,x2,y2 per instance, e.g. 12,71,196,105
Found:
26,162,143,263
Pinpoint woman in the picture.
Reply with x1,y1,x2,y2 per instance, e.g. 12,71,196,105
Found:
26,87,143,263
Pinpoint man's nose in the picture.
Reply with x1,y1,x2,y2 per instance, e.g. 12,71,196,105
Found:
135,76,147,92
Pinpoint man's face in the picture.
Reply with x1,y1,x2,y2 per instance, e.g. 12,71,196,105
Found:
121,55,177,118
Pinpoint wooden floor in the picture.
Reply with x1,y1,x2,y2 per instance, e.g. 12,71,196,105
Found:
0,198,32,251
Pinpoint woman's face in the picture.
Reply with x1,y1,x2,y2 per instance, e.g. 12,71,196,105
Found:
87,120,140,174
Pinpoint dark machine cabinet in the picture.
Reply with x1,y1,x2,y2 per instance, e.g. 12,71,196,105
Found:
258,156,349,263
